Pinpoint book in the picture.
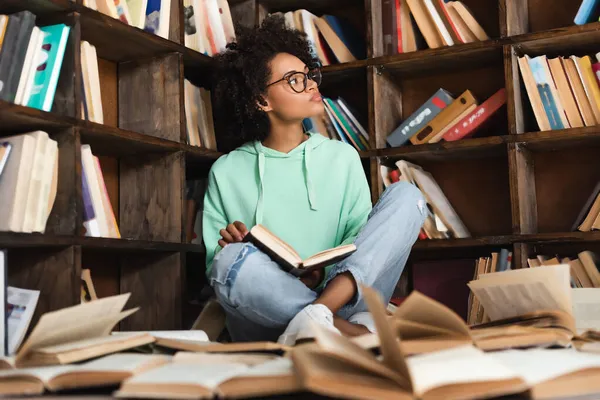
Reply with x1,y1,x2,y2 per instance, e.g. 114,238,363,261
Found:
243,224,357,277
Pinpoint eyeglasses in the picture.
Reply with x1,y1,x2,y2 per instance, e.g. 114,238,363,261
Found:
266,68,322,93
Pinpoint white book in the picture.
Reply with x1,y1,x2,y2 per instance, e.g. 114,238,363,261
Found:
158,0,172,39
21,131,49,233
422,0,454,46
21,29,45,107
0,252,5,357
34,139,58,233
217,0,235,43
81,145,110,237
85,42,104,124
204,0,227,51
7,287,39,356
97,0,120,19
15,27,41,105
127,0,148,29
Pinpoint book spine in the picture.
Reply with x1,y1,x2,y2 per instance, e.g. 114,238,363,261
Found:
574,0,600,25
81,161,101,237
443,88,506,141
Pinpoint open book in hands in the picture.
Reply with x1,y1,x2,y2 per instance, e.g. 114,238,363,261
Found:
243,224,356,277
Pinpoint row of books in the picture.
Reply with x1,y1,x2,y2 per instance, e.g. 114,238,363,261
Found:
303,97,369,151
86,0,172,40
0,132,58,233
183,0,235,56
183,80,217,149
574,181,600,232
519,53,600,131
383,0,489,56
527,251,600,289
0,11,70,112
381,159,470,239
386,87,507,147
271,10,366,66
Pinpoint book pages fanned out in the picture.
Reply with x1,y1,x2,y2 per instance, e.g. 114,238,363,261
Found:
468,264,572,321
572,288,600,333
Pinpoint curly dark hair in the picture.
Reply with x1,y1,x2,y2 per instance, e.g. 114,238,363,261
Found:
211,15,319,152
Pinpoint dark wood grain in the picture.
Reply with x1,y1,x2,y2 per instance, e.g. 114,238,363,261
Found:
0,0,72,14
97,58,118,127
504,0,528,36
514,22,600,57
119,152,183,242
230,0,259,29
169,0,182,44
527,0,581,33
518,126,600,151
373,68,403,148
511,242,529,269
0,102,74,133
120,252,182,330
508,142,537,234
367,0,381,58
8,246,80,330
504,45,525,134
119,53,182,142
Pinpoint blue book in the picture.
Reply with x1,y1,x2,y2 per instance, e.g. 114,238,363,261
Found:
144,0,162,35
27,24,70,112
322,15,366,60
574,0,600,25
387,88,454,147
528,56,565,130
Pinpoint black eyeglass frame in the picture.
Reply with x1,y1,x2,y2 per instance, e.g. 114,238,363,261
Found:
265,68,322,93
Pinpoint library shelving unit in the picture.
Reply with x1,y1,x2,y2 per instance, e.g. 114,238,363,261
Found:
2,0,600,330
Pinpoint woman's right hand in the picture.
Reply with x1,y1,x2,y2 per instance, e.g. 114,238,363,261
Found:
218,221,249,248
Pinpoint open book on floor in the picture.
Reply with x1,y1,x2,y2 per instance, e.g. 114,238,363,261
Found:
115,352,300,399
243,224,356,277
10,293,154,368
153,337,289,355
0,353,169,396
352,289,575,355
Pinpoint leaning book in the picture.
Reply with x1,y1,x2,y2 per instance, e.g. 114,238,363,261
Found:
243,224,356,277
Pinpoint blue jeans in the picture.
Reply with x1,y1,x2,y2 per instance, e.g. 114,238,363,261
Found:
209,181,427,342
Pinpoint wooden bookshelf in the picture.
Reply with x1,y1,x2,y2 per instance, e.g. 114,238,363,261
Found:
2,0,600,330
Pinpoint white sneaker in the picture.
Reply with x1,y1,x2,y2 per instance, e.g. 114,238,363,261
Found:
348,311,376,333
277,304,340,346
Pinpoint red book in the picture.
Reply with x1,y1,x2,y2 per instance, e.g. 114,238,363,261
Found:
443,88,507,142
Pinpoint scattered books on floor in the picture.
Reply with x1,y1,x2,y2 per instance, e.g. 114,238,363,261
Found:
269,10,366,65
0,131,58,233
303,97,369,151
381,160,470,239
80,40,104,124
382,0,489,56
0,11,70,112
518,53,600,131
386,87,506,147
574,0,600,25
183,0,235,55
183,79,217,149
81,144,121,238
573,181,600,232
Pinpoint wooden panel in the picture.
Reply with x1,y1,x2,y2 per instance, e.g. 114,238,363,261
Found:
504,0,528,36
418,156,513,236
504,45,524,134
368,0,381,57
118,53,182,142
81,251,120,299
512,242,530,269
460,0,500,39
119,152,183,242
374,69,402,148
534,146,600,233
8,246,80,330
230,0,258,28
508,143,537,234
120,252,182,330
97,58,118,127
98,156,119,222
46,128,79,236
169,0,182,43
528,0,581,33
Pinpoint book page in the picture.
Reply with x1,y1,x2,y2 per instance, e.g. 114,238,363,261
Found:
490,348,600,386
250,225,301,267
37,331,149,354
114,330,209,343
17,293,131,357
304,244,356,267
7,287,40,355
572,288,600,333
468,265,572,321
122,363,249,389
173,352,276,366
408,345,521,396
233,357,294,378
66,353,170,373
0,364,75,383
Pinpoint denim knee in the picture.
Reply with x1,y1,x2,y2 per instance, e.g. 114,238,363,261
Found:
209,242,258,308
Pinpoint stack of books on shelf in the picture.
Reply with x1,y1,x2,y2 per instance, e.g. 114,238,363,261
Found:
574,0,600,25
0,11,70,112
81,144,121,238
183,0,235,55
518,53,600,131
381,160,470,239
386,87,506,147
573,181,600,232
527,251,600,289
382,0,489,56
183,79,217,149
303,97,369,151
0,131,58,233
270,10,366,65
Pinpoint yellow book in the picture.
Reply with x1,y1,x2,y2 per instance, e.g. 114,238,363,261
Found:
572,55,600,123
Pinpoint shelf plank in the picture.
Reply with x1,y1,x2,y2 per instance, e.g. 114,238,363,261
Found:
0,101,74,133
0,0,72,14
519,231,600,244
516,127,600,152
0,233,73,248
512,21,600,57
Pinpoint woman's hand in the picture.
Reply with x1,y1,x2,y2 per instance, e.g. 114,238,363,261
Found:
218,221,249,248
300,269,325,289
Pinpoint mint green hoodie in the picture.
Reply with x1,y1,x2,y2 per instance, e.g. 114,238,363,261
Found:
202,132,372,284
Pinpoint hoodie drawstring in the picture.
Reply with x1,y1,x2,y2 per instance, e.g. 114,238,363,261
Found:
255,150,266,224
304,145,317,211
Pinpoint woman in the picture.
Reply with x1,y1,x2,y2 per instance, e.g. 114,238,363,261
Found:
204,15,426,344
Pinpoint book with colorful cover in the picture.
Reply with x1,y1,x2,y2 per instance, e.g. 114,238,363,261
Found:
27,24,70,112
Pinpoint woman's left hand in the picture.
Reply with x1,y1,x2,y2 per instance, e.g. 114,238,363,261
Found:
300,269,324,289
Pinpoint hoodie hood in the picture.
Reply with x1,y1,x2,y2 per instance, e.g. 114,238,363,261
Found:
236,132,328,225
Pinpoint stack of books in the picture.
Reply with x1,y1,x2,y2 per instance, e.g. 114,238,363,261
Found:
386,87,506,147
518,53,600,131
527,251,600,289
381,160,470,239
573,181,600,232
183,0,235,55
81,144,120,238
303,97,369,151
0,131,58,233
0,11,70,112
270,10,366,65
183,79,217,149
382,0,489,55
